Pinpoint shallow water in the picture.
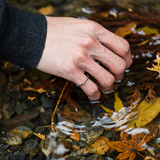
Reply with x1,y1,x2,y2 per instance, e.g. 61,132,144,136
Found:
1,0,160,160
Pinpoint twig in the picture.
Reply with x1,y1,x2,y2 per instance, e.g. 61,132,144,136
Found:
51,81,69,133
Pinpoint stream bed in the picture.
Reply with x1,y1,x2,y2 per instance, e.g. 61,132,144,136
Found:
1,0,160,160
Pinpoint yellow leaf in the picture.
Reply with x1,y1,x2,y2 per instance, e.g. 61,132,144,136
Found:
77,137,110,155
99,104,114,113
126,97,160,129
136,26,159,35
114,22,137,38
114,92,123,112
36,88,47,94
28,96,36,101
24,78,32,85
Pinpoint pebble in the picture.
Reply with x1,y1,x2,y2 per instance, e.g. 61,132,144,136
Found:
2,101,15,119
15,103,24,115
24,139,38,154
29,147,39,159
1,131,22,145
40,95,56,109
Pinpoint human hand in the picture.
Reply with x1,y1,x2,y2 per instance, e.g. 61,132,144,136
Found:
36,17,132,101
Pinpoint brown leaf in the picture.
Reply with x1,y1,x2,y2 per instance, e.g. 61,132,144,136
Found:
77,136,110,155
114,22,138,38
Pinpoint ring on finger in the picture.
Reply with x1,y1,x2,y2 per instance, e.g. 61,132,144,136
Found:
76,75,89,87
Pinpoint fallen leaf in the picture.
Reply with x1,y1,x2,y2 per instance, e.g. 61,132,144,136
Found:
114,92,123,112
107,129,153,160
126,97,160,129
77,136,110,155
70,129,80,142
136,26,159,35
28,96,36,101
38,5,55,16
144,156,156,160
147,59,160,77
114,22,138,38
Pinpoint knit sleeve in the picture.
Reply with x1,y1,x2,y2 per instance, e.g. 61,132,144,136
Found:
0,0,47,70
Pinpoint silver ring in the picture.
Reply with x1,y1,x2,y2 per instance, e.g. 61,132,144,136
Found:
76,75,89,87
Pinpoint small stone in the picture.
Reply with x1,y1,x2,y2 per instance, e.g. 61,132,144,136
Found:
29,148,39,159
13,151,20,156
15,103,24,115
1,131,22,145
0,144,10,152
38,5,55,16
40,95,56,109
2,101,15,119
24,139,38,154
40,138,57,156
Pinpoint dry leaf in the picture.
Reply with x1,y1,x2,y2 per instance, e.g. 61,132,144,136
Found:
38,5,55,16
24,78,32,85
147,59,160,77
114,22,138,38
144,156,156,160
126,97,160,129
107,129,153,160
70,129,80,142
114,92,123,112
28,96,36,101
77,136,110,155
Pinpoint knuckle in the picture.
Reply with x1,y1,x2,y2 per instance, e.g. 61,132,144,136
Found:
119,38,130,55
88,85,99,97
105,75,115,87
80,36,94,47
116,59,127,74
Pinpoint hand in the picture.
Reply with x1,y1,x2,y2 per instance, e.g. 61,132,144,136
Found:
36,17,132,100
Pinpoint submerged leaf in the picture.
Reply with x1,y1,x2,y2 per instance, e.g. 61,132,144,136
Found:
114,22,138,38
136,26,159,35
114,92,123,112
127,97,160,129
77,136,110,155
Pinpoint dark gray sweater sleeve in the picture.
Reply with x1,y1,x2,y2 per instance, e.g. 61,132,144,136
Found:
0,0,47,69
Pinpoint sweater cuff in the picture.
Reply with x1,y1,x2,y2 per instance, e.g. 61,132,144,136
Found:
0,2,47,70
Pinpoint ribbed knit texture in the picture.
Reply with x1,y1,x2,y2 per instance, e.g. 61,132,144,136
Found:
0,0,47,69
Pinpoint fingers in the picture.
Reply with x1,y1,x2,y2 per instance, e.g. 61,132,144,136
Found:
73,71,101,100
84,20,132,68
96,29,133,68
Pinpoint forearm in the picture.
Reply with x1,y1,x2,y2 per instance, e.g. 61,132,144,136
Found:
0,0,47,69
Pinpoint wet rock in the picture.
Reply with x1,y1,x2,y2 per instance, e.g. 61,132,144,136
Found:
80,126,104,143
0,144,10,152
15,103,25,115
19,151,26,160
1,131,22,145
40,95,56,109
22,98,39,109
1,154,10,160
51,140,71,159
39,109,53,125
12,126,33,139
20,120,35,130
29,147,39,159
2,101,15,119
13,151,20,156
24,139,38,154
40,138,57,156
8,145,22,152
0,110,39,131
0,71,7,89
